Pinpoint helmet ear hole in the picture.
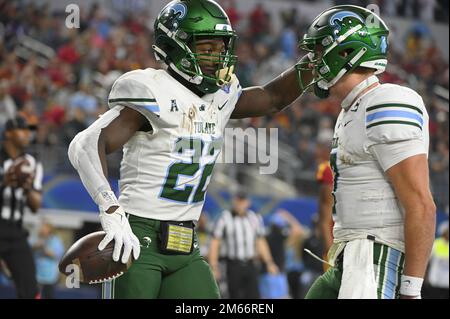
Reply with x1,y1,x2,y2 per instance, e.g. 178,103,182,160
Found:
339,48,355,58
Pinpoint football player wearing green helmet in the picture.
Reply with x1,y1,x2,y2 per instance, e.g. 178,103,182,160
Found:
68,0,312,299
296,4,389,98
297,6,436,299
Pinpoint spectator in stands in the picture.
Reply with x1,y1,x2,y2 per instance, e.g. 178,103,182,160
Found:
68,84,99,125
398,0,419,18
222,0,241,29
280,25,298,60
430,141,449,213
436,0,449,22
285,229,305,299
423,221,449,299
297,138,316,171
60,108,88,147
418,0,438,22
249,3,270,41
18,100,39,131
260,209,304,299
301,214,325,297
382,0,401,17
0,80,17,134
31,219,65,299
57,38,81,65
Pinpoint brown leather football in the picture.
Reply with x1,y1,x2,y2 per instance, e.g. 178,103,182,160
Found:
58,231,132,284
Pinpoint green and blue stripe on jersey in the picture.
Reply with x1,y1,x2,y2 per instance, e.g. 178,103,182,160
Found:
108,98,160,115
365,103,423,130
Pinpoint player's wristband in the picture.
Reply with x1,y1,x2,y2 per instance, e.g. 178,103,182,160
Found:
95,190,120,212
400,275,423,297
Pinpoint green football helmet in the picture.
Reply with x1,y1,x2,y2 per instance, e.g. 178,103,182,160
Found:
296,5,389,98
153,0,237,94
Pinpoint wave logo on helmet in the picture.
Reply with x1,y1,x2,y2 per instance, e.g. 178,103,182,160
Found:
329,11,364,32
160,2,188,30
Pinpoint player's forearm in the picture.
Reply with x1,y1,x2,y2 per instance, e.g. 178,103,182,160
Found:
67,108,124,207
403,197,436,278
231,68,300,119
384,155,436,278
68,131,112,203
97,135,109,178
262,66,306,112
318,186,334,253
231,57,312,119
256,238,275,265
260,54,313,112
26,190,41,213
319,220,333,254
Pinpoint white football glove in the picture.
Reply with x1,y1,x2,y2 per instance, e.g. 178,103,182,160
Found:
98,206,141,264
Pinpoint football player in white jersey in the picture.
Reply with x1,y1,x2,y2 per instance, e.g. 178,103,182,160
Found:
296,5,436,299
68,0,311,298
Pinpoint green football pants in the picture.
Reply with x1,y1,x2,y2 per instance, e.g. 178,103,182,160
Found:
102,214,220,299
305,242,405,299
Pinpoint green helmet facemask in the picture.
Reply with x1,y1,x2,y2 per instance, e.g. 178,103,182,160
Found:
153,0,238,94
295,5,389,98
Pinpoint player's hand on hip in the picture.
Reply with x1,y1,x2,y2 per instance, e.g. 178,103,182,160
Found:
98,206,141,264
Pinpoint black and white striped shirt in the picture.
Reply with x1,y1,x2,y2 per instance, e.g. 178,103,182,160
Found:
0,149,43,227
213,210,266,261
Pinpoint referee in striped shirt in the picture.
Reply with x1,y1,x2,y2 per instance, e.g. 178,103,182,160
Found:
0,116,43,298
208,191,278,299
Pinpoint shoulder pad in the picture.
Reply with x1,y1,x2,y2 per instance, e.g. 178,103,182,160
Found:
108,69,160,117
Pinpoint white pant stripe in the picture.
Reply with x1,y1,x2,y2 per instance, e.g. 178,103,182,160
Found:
103,281,112,299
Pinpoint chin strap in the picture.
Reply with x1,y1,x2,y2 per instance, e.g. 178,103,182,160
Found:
153,44,204,85
314,83,330,99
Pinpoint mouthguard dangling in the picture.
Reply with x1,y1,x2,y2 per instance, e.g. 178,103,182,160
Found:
216,65,235,86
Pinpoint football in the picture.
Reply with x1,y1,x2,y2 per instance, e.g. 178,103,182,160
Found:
59,231,133,284
12,157,34,186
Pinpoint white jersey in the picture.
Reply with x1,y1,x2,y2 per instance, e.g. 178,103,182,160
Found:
331,75,429,252
108,68,242,221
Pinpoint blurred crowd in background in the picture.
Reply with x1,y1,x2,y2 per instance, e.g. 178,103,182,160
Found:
0,0,449,298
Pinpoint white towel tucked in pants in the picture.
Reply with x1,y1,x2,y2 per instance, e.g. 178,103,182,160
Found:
338,239,378,299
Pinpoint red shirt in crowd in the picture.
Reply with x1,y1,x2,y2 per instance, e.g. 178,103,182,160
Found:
316,161,333,186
